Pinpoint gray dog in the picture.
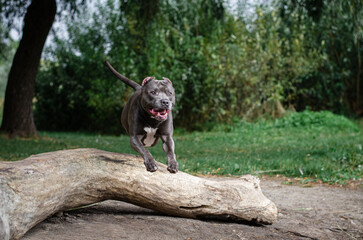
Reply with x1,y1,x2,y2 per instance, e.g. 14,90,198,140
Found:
105,61,178,173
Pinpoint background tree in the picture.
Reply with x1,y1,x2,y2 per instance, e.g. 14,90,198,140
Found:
0,0,56,137
0,0,86,137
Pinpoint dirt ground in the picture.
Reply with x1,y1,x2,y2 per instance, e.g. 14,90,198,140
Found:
23,179,362,240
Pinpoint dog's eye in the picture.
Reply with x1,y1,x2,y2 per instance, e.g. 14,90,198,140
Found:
150,90,158,95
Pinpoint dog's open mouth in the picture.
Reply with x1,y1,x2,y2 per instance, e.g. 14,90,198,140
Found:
149,108,170,120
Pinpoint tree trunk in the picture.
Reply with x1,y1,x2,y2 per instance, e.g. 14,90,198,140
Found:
0,148,278,240
0,0,56,138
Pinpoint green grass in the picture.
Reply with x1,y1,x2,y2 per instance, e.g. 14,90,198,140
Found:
1,111,362,184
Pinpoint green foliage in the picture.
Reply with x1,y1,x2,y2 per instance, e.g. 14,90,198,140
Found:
35,1,133,134
1,111,362,184
278,0,363,114
200,5,324,121
33,0,362,133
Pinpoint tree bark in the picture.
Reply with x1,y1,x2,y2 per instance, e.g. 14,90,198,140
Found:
0,0,56,138
0,148,278,240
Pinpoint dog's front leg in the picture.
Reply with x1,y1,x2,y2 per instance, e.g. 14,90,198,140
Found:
130,135,158,172
161,135,178,173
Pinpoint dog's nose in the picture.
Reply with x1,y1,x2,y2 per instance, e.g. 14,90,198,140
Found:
161,99,170,108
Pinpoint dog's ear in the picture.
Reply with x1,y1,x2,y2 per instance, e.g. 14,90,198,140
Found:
162,77,172,85
142,77,155,86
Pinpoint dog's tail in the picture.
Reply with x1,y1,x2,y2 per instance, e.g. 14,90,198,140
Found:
105,60,141,90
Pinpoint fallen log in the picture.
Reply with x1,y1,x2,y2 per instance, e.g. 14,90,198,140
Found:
0,148,277,240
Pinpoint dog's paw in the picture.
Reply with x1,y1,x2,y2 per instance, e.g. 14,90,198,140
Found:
144,160,158,172
167,160,178,174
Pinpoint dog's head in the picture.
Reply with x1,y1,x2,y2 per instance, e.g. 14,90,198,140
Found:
140,77,175,121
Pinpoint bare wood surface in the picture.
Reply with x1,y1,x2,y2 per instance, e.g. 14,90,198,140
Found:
0,148,277,240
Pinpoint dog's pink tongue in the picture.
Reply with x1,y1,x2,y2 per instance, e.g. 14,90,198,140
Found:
150,109,169,119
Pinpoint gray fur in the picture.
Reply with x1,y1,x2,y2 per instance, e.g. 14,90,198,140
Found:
105,61,178,173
